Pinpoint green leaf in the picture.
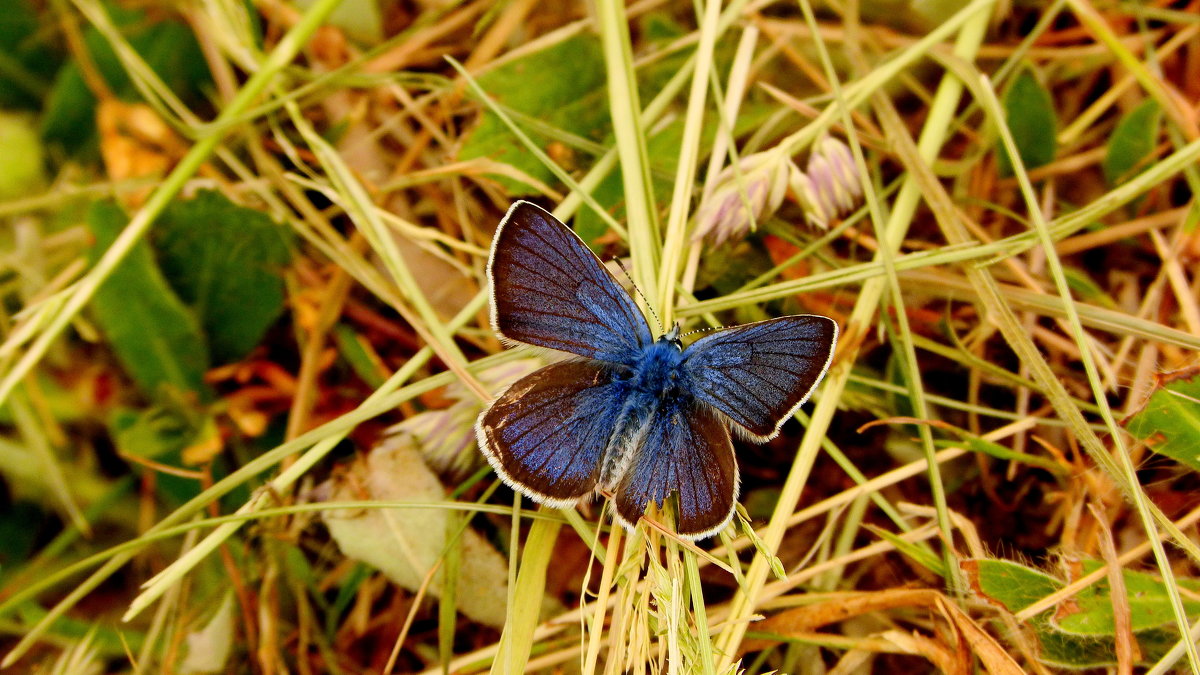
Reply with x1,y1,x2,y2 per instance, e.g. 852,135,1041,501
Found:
109,399,219,505
997,69,1056,177
1035,627,1130,670
1102,99,1161,186
42,7,211,154
965,558,1200,668
872,525,945,578
15,600,145,656
109,405,201,460
640,12,687,42
87,201,210,399
573,102,775,245
0,503,43,569
333,324,387,388
304,0,382,44
156,190,292,364
459,34,608,194
1123,368,1200,472
958,437,1065,474
0,111,45,200
964,558,1062,614
1054,560,1200,636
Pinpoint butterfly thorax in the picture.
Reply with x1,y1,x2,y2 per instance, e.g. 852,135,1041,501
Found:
628,336,687,399
598,334,692,490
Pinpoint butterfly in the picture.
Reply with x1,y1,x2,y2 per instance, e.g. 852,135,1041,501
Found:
475,201,838,539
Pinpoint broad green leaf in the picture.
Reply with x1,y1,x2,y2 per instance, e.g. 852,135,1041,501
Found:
42,7,211,154
108,405,207,461
109,401,219,504
459,34,608,194
964,558,1062,613
1123,368,1200,472
88,201,210,399
460,29,704,201
965,558,1200,668
156,190,293,364
1054,560,1200,636
997,69,1056,177
1036,628,1131,670
1102,99,1161,186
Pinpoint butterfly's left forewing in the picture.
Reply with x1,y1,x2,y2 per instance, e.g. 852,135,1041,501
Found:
476,359,625,505
683,315,838,439
488,202,653,364
613,402,738,540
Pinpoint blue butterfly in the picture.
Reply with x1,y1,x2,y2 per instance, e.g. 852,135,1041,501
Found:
475,201,838,539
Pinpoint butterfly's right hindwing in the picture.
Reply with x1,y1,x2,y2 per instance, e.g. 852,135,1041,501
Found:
488,201,653,364
613,400,738,540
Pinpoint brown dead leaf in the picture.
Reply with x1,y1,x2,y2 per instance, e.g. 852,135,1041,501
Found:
881,629,963,675
743,589,1025,675
935,595,1024,675
97,99,187,206
741,589,942,654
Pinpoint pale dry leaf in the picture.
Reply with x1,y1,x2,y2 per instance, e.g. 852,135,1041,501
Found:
319,435,509,627
180,591,235,674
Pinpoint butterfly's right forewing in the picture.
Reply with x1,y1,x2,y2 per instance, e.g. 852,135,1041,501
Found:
476,359,625,506
488,201,653,364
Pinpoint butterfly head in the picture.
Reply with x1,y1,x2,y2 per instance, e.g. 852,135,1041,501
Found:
659,323,683,351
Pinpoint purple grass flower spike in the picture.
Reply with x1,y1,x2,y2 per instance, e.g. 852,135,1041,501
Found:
792,135,863,229
692,150,789,246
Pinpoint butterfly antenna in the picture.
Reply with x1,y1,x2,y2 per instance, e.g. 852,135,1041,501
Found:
613,257,664,333
680,324,726,338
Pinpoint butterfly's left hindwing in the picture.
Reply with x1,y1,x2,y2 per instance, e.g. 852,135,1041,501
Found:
683,315,837,439
476,359,624,505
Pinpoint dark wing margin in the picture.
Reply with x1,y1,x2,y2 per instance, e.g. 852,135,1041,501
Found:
488,201,653,364
613,402,738,540
476,360,624,506
682,315,838,440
